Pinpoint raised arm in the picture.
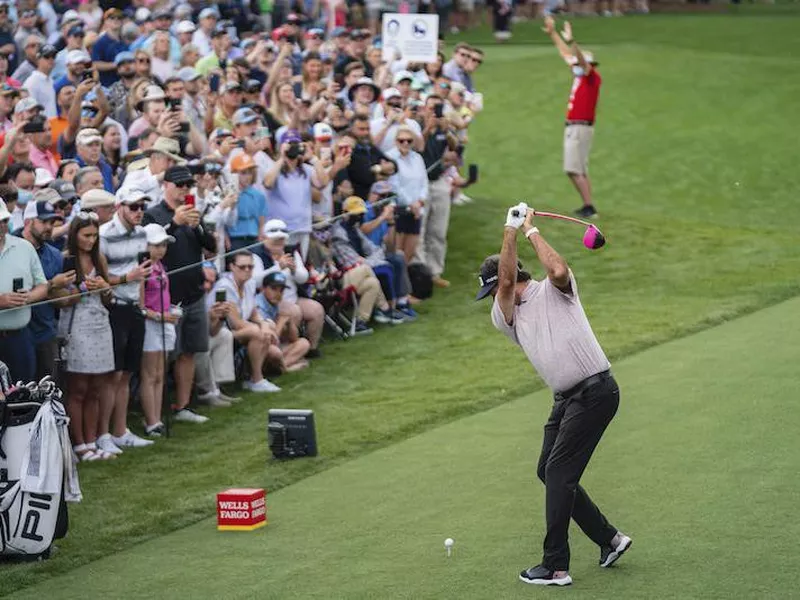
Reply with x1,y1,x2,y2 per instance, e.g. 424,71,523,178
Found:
559,21,590,71
496,203,528,325
542,16,573,64
522,209,570,292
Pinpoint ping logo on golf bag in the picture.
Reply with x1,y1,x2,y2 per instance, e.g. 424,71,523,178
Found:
20,493,53,542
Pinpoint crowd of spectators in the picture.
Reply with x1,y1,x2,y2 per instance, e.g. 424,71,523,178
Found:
0,1,486,462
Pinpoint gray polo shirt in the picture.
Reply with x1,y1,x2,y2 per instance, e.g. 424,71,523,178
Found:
492,271,610,393
0,235,46,330
99,213,148,304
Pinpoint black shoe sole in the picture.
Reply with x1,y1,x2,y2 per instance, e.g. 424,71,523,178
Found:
600,537,632,568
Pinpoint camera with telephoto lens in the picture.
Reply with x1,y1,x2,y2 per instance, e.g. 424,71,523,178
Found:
285,142,304,159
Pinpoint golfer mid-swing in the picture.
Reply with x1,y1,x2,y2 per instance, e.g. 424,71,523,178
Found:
476,202,631,587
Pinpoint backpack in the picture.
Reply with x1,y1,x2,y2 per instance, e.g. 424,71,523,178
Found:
408,263,434,300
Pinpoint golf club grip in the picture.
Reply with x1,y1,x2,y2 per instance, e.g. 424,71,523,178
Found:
512,209,595,229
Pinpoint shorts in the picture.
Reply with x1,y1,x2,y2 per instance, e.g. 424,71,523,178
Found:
143,319,177,353
109,303,145,373
175,296,210,355
395,210,422,235
563,124,594,175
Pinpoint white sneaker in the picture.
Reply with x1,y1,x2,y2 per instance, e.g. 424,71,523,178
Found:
173,408,209,423
112,428,155,448
244,379,281,393
96,433,124,455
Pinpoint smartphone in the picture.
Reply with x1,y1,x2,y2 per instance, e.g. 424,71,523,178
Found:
81,70,94,82
137,251,150,265
184,194,195,207
12,277,23,292
63,256,76,274
179,121,190,133
215,290,226,303
320,147,332,162
434,104,444,118
209,73,220,93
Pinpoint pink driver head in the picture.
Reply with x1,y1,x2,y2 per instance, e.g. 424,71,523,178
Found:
582,225,606,250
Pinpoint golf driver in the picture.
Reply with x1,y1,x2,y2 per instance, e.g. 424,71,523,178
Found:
511,209,606,250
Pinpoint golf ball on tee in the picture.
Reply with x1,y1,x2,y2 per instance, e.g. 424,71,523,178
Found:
444,538,454,548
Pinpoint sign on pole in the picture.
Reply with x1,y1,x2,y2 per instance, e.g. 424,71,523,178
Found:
381,13,439,63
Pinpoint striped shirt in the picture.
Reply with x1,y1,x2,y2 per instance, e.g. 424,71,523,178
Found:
99,213,148,303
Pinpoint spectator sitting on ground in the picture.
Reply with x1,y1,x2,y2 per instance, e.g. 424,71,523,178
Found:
207,250,282,394
253,219,325,358
255,271,311,373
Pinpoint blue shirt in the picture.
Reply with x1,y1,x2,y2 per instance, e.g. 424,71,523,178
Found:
92,32,129,87
255,293,279,323
363,202,388,247
227,186,268,239
76,155,115,193
28,240,63,344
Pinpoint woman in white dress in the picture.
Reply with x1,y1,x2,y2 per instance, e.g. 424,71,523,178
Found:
59,212,116,461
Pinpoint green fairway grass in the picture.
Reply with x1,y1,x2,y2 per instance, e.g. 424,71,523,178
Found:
3,11,800,596
14,296,800,599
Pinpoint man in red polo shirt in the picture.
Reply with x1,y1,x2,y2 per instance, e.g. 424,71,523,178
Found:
544,18,602,218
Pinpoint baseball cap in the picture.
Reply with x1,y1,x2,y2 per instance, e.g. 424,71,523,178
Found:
0,84,19,96
199,7,218,19
81,189,116,209
67,49,91,65
312,122,333,141
176,20,196,34
350,28,369,40
393,70,414,85
230,153,256,172
114,51,135,66
23,199,58,221
475,255,525,301
34,168,54,187
279,129,302,145
242,79,261,94
331,27,348,38
144,223,176,245
382,87,402,101
0,198,10,221
263,218,289,240
262,271,289,289
116,189,151,206
178,66,201,82
134,7,151,23
76,128,102,146
342,196,367,215
163,165,194,185
33,188,61,204
61,9,81,26
210,24,228,38
67,24,85,38
210,128,233,141
50,179,79,202
222,81,243,94
233,107,259,126
305,28,324,39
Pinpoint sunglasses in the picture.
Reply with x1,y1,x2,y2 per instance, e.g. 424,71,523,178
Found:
76,211,99,222
234,263,254,271
54,200,75,210
397,138,413,144
127,203,146,212
137,58,151,64
175,182,193,189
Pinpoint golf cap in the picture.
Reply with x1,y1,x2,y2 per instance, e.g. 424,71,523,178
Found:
50,179,79,202
14,97,42,115
37,44,58,59
134,7,151,23
222,81,243,94
0,199,10,221
114,51,135,66
233,107,259,126
23,199,58,221
393,70,414,85
199,7,218,19
178,66,202,82
67,49,91,65
33,188,61,204
117,189,151,206
313,122,333,141
67,25,85,38
475,255,525,301
262,271,289,289
76,128,102,146
144,223,176,245
331,27,348,38
382,87,402,101
176,20,196,34
150,135,185,164
210,128,233,141
342,196,367,215
243,79,261,94
81,189,116,209
350,28,369,40
211,25,228,38
163,165,194,185
279,129,302,145
61,9,81,26
262,218,289,240
34,168,54,187
230,153,257,172
152,9,172,20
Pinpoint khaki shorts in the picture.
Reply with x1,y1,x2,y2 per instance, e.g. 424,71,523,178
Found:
563,124,594,175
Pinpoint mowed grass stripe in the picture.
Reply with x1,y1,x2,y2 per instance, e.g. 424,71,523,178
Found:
13,296,800,600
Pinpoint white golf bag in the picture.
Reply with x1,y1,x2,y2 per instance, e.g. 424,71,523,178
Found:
0,378,81,560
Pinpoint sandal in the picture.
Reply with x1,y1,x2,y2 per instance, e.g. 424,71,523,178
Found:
86,442,116,460
73,444,101,462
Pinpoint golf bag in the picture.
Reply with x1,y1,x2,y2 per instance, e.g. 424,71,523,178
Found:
0,378,80,560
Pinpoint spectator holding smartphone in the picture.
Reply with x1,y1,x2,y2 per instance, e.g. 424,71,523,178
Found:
139,223,178,438
228,153,268,252
386,125,428,264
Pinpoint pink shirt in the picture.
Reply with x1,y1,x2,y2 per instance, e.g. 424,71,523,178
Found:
29,145,59,176
144,261,171,312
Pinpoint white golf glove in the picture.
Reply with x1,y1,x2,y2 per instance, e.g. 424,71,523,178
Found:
505,202,529,229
